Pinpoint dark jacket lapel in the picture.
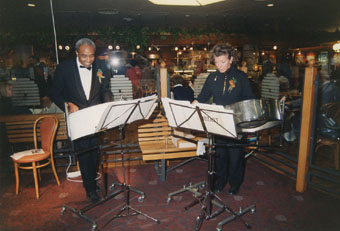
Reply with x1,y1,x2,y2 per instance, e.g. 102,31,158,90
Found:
72,59,89,102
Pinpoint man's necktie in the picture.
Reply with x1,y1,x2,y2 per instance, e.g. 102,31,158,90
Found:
80,65,92,71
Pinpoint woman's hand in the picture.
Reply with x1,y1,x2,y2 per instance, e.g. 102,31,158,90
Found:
67,102,79,113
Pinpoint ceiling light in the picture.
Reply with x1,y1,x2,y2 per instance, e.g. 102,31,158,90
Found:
267,3,274,7
27,3,36,7
108,45,113,50
148,0,224,6
333,41,340,53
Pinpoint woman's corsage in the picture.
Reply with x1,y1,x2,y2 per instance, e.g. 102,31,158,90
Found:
97,69,105,84
227,77,237,93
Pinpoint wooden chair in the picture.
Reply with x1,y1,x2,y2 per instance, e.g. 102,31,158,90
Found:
11,115,60,199
315,102,340,170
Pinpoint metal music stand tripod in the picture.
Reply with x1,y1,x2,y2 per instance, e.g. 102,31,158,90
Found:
61,98,159,231
98,101,159,229
161,99,255,231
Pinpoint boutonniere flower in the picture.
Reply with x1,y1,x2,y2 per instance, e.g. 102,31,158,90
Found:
97,69,105,84
227,77,237,93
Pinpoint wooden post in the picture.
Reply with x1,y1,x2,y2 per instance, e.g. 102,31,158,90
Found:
160,67,168,98
296,66,317,192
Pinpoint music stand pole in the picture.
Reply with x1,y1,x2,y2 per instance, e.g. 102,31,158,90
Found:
99,102,159,230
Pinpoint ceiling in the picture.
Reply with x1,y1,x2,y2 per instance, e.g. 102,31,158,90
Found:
1,0,340,44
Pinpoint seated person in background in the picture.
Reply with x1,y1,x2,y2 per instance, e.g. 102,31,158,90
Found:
284,69,340,142
170,75,194,102
0,80,14,115
0,80,31,115
1,80,31,156
319,69,340,105
40,95,63,114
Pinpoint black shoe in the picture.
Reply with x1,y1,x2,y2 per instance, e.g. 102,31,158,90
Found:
86,191,101,203
228,186,240,195
214,181,226,194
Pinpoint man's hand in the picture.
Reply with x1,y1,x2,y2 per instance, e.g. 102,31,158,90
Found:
191,100,198,104
68,102,79,113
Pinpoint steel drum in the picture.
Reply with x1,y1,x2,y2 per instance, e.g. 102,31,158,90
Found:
262,99,284,121
226,99,267,128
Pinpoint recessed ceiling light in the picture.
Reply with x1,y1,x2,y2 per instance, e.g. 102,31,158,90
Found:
148,0,224,6
27,3,36,7
267,3,274,7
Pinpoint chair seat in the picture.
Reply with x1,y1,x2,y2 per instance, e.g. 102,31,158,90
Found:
316,138,339,146
12,151,50,163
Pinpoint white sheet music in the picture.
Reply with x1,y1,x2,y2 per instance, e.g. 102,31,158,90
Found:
161,98,237,138
67,95,157,141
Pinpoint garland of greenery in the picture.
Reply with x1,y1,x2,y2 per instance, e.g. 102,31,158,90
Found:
0,25,339,51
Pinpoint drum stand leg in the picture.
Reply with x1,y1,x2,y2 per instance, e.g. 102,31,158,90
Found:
171,135,256,231
167,181,206,204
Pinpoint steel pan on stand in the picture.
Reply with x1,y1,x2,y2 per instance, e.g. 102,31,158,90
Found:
226,98,284,133
225,99,267,129
262,98,284,121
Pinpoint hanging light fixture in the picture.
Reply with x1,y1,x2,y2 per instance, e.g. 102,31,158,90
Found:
332,41,340,53
148,0,223,6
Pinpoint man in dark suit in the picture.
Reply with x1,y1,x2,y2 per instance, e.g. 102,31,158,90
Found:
51,38,110,203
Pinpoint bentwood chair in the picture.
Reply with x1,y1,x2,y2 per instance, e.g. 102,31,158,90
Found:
315,102,340,170
11,115,60,199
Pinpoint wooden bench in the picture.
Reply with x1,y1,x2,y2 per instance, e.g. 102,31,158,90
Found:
0,113,73,166
138,113,203,181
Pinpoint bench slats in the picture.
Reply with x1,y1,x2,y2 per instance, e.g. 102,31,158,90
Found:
137,113,198,181
1,113,68,144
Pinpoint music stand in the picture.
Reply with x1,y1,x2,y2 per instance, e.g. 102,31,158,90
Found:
61,96,159,231
162,98,256,231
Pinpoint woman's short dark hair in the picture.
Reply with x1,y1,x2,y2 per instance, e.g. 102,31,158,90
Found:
75,38,96,52
171,75,184,86
210,43,237,64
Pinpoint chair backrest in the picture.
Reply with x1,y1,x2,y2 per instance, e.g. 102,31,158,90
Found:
138,113,172,144
33,116,59,153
